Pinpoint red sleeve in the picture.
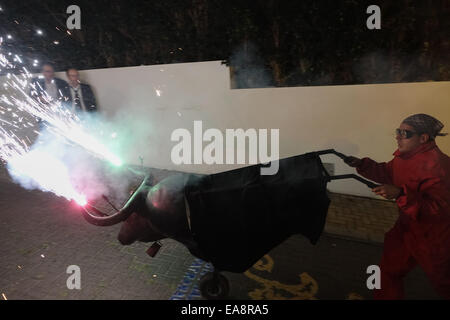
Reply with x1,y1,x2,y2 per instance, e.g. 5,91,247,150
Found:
356,157,394,185
396,177,450,220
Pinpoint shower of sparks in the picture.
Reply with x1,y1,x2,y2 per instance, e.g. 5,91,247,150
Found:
0,49,122,165
0,44,122,203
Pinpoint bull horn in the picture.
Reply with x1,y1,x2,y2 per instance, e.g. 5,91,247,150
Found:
80,178,148,226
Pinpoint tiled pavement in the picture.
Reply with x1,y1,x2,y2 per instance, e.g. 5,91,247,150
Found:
0,166,195,300
0,165,440,300
326,193,398,243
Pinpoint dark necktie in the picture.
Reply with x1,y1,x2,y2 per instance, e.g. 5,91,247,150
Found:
73,88,82,111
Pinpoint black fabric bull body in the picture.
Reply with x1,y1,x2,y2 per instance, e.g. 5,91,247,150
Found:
82,152,331,273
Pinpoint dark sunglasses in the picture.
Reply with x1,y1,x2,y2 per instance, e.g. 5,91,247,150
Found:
395,128,419,139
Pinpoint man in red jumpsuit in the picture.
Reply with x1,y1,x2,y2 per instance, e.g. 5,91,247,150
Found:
345,113,450,299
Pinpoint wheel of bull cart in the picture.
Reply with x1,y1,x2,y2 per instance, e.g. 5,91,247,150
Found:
199,271,230,300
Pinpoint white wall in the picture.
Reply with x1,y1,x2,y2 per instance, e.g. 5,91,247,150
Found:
6,61,450,198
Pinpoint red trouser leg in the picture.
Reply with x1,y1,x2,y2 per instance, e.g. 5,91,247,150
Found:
412,228,450,300
424,259,450,299
374,222,417,300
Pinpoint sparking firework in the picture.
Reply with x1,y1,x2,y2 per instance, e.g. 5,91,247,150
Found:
0,43,122,205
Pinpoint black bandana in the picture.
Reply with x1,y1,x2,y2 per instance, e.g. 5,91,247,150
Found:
402,114,447,138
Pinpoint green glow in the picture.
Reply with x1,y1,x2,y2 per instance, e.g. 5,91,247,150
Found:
110,156,123,167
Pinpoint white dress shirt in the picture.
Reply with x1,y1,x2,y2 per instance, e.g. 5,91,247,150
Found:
44,80,58,100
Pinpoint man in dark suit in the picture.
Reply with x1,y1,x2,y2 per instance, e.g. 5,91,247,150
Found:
29,63,71,131
31,62,70,103
65,68,98,113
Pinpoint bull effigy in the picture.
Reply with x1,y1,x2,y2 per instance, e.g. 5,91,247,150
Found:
80,149,377,299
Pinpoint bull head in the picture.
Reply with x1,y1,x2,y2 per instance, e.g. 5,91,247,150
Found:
79,174,190,249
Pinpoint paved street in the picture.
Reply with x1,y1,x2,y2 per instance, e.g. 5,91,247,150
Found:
223,234,439,300
0,165,440,300
0,165,195,300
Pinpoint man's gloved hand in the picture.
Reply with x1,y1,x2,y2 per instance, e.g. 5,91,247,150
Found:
344,156,363,167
